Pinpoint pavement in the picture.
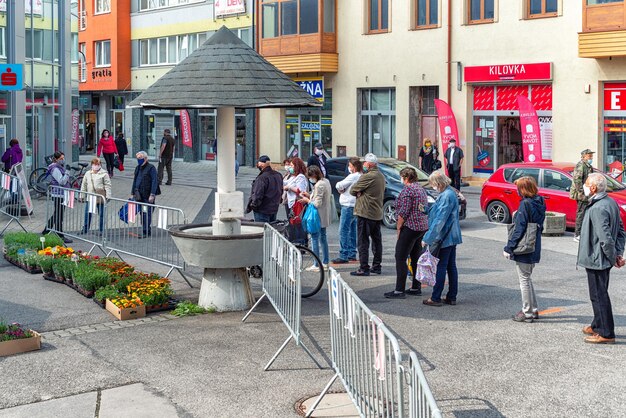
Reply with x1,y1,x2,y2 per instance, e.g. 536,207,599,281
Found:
0,160,625,417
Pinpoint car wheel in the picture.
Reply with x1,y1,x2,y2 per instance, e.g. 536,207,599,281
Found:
486,201,511,224
382,199,397,229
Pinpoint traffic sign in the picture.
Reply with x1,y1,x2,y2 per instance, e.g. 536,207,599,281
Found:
0,64,24,91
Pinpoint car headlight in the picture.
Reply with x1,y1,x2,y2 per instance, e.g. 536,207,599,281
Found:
427,195,436,204
621,205,626,212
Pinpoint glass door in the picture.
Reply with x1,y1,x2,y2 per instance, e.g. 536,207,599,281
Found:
112,110,124,138
300,115,320,161
472,115,495,174
286,116,300,158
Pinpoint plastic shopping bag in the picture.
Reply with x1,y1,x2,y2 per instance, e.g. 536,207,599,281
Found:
302,204,321,234
416,249,439,287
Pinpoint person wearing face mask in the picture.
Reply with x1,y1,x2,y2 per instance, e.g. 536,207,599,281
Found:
42,152,73,243
503,176,546,322
444,139,464,190
307,142,327,177
331,157,363,264
299,165,332,271
246,155,283,223
96,129,118,177
282,157,309,244
570,149,595,242
130,151,159,238
422,170,462,306
79,157,111,235
350,153,385,276
577,173,626,344
418,138,439,174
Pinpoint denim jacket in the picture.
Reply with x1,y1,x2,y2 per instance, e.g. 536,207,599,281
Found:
423,186,462,249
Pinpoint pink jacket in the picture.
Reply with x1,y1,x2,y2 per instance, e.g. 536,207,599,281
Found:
97,137,118,156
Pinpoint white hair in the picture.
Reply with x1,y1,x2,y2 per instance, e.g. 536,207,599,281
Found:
429,170,451,190
587,172,606,193
364,153,378,164
136,150,149,159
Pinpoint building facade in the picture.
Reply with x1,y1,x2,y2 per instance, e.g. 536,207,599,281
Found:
79,0,254,165
257,0,626,182
1,0,78,171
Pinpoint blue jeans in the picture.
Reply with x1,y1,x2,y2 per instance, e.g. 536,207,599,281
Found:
339,206,357,260
83,202,104,232
431,245,458,302
254,212,276,223
310,227,329,265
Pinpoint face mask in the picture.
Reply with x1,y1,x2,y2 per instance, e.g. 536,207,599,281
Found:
92,165,101,172
363,166,369,173
57,159,65,165
137,158,145,165
449,144,455,149
288,167,295,174
284,165,290,172
315,149,323,156
310,179,317,184
583,185,591,197
588,159,593,165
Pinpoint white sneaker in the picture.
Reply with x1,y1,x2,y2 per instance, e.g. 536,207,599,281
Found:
305,265,320,272
322,264,329,270
574,236,580,242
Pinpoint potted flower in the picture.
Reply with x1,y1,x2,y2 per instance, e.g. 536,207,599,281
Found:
0,320,41,357
106,296,145,320
94,285,122,309
543,211,566,236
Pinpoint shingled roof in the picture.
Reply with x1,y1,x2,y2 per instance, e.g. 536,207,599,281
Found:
128,26,321,109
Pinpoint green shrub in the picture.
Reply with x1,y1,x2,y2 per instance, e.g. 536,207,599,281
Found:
73,262,111,291
38,256,55,274
94,285,122,303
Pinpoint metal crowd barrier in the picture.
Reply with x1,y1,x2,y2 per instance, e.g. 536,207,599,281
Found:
0,171,27,236
45,186,192,287
408,352,442,418
242,223,322,371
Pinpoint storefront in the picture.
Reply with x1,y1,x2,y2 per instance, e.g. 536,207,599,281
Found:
285,86,332,161
465,63,553,176
603,82,626,175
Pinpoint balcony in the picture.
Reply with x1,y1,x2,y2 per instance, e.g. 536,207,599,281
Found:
579,0,626,58
258,0,338,74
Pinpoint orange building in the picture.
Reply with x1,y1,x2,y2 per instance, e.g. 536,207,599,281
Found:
78,0,131,151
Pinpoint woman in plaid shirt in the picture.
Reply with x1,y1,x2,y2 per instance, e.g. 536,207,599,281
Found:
385,167,429,299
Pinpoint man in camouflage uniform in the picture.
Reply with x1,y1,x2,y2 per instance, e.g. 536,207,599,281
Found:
571,149,594,242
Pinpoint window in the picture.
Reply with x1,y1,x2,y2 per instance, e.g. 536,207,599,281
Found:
416,0,438,27
360,88,396,157
139,0,204,11
94,0,110,14
79,43,87,82
300,0,319,34
527,0,557,18
281,0,297,35
262,2,279,38
587,0,622,4
504,168,539,184
543,170,570,191
95,40,111,67
468,0,494,23
369,0,389,32
323,0,335,32
25,30,43,60
326,160,348,176
0,28,5,58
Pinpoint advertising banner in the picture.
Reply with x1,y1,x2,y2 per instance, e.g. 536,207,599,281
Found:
71,109,80,145
464,62,552,83
434,99,460,155
0,0,43,14
180,110,193,148
12,163,33,215
214,0,245,17
516,96,542,163
294,77,324,102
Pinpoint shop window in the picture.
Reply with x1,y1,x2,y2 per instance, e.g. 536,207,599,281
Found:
94,0,110,14
360,88,396,157
368,0,390,33
527,0,557,18
416,0,438,28
94,40,111,67
468,0,494,24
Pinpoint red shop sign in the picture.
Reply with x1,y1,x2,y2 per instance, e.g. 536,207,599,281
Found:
464,62,552,83
604,83,626,111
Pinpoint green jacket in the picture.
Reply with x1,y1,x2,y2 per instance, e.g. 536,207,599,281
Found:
350,166,385,220
570,160,592,202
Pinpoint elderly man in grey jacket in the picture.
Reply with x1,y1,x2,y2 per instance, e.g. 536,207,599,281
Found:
577,173,626,344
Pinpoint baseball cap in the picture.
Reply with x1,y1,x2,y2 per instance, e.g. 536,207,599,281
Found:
314,142,324,149
580,149,595,155
258,155,271,163
364,153,378,163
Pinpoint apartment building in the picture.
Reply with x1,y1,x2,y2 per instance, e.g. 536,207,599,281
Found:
257,0,626,181
79,0,253,164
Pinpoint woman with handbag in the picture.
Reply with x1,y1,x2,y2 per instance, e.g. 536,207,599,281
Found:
299,165,332,272
503,176,546,323
96,129,118,177
284,157,309,245
422,170,462,306
418,138,440,174
79,157,111,235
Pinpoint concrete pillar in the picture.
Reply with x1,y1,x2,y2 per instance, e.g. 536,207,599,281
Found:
8,0,26,148
59,0,73,161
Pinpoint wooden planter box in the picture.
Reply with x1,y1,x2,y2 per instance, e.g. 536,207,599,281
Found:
106,299,146,321
543,212,566,236
0,331,41,357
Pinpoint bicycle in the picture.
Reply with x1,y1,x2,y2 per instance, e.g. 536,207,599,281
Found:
31,161,88,194
249,220,325,298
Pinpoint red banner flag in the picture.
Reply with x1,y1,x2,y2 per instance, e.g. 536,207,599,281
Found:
180,109,193,148
433,99,460,156
516,96,542,163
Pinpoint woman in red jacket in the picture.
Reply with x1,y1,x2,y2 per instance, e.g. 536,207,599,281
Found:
96,129,118,177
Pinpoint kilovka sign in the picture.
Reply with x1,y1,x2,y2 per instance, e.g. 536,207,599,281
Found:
214,0,245,17
294,77,324,102
0,64,23,91
464,62,552,83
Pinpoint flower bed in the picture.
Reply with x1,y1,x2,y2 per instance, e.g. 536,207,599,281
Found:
3,232,64,275
0,320,41,357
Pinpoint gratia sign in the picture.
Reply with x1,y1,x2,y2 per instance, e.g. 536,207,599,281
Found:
464,62,552,83
214,0,245,17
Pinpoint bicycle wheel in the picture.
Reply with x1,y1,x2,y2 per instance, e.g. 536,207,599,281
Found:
297,245,325,298
29,168,47,193
68,175,83,190
34,170,53,194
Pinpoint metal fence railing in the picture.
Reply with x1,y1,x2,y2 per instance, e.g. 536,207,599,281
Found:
408,352,442,418
0,171,28,236
242,223,322,371
44,186,192,287
306,268,442,418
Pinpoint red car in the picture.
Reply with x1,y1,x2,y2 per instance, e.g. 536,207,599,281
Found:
480,162,626,228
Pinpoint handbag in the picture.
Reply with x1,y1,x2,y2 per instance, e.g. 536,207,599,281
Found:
90,175,107,204
289,200,305,226
433,159,442,171
113,155,120,169
302,204,321,234
507,202,538,255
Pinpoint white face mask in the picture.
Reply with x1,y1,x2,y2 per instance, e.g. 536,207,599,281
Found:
92,164,101,172
284,165,290,172
348,166,354,174
583,185,592,197
449,144,455,149
315,149,323,156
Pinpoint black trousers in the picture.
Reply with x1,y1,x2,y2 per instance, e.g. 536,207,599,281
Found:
357,216,382,272
102,152,115,176
158,156,173,184
46,196,65,237
447,165,461,190
575,200,588,237
395,227,425,292
586,267,615,338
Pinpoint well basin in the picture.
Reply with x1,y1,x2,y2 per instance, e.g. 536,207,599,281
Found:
169,221,264,268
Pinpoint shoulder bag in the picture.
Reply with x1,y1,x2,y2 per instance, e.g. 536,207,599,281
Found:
507,201,538,255
90,174,107,204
